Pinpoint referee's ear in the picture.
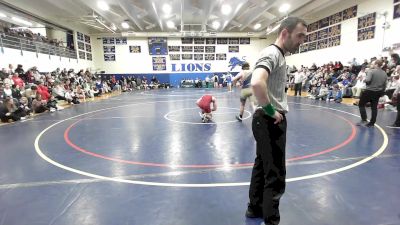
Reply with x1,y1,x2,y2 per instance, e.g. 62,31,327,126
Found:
280,28,290,40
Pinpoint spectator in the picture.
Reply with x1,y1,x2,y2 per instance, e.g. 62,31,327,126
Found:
327,84,343,103
11,84,22,100
385,71,400,99
205,75,210,88
15,64,25,80
389,84,400,127
53,83,67,101
357,60,387,127
352,67,367,98
294,69,306,96
2,83,12,99
32,94,48,113
11,73,24,89
391,53,400,67
0,98,24,122
37,81,50,101
313,84,329,101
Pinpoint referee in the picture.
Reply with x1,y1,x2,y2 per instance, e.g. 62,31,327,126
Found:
245,17,307,225
357,59,387,127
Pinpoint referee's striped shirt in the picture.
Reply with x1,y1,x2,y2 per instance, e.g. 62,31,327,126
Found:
254,44,288,113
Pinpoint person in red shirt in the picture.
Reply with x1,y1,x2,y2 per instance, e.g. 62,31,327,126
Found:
11,73,24,89
37,81,50,101
196,94,217,123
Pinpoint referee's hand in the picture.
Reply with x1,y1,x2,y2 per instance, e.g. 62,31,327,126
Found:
273,111,284,124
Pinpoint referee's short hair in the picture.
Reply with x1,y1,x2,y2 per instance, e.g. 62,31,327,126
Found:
374,59,383,68
278,17,307,34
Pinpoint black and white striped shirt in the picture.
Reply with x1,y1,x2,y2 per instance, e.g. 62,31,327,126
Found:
254,44,288,113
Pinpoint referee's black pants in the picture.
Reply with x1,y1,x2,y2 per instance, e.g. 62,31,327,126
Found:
294,83,302,96
358,90,383,125
249,109,287,225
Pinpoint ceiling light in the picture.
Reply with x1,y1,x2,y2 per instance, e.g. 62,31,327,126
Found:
121,22,129,29
279,3,290,13
12,17,32,26
166,21,175,29
162,4,172,14
212,21,220,30
0,12,6,18
97,1,110,11
254,23,261,30
221,4,232,15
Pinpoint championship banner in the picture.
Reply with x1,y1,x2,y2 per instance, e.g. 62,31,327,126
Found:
129,46,141,53
358,26,375,41
152,57,166,71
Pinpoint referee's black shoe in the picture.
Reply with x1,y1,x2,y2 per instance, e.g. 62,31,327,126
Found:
356,120,368,126
245,204,262,218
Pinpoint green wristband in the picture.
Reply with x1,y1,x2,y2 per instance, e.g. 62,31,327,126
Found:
262,104,275,117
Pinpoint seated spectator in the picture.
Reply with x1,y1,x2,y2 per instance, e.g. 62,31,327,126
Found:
385,66,400,99
3,74,14,86
150,76,159,89
352,67,367,98
75,86,86,101
7,64,13,75
11,73,24,89
65,88,80,104
327,84,343,103
32,94,48,114
46,96,59,112
24,85,37,107
14,64,25,80
11,84,22,100
0,68,7,80
0,98,25,122
95,80,103,95
52,83,67,101
37,81,50,101
90,87,101,97
2,84,12,99
19,96,31,116
312,84,329,101
340,75,353,98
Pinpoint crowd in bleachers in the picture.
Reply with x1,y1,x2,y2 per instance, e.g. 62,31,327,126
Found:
0,64,178,123
180,73,235,88
0,64,120,122
0,25,65,48
116,75,170,90
287,53,400,109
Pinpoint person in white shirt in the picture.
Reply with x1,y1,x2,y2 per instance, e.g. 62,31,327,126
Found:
205,76,210,88
385,66,400,99
294,69,305,96
352,67,367,98
2,84,12,98
3,75,14,86
312,84,329,100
